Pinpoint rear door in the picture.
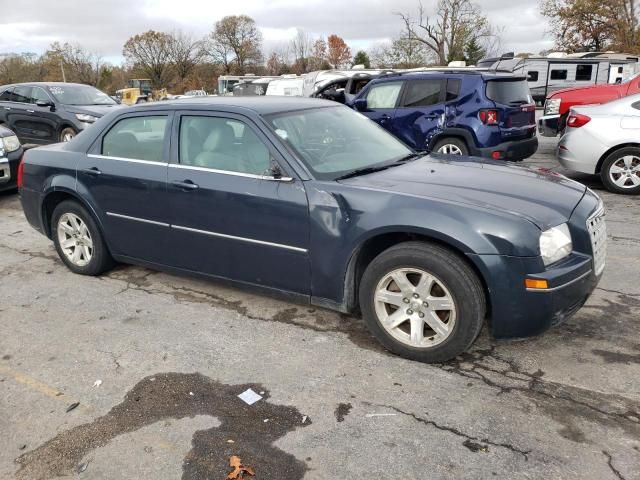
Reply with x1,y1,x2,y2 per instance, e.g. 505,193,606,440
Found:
485,78,537,142
394,78,446,150
362,81,404,133
6,86,36,142
79,112,172,263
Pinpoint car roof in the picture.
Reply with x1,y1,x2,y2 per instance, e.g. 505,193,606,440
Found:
371,69,523,82
128,96,339,115
1,82,92,88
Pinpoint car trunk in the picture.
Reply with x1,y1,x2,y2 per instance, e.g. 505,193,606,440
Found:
486,78,537,141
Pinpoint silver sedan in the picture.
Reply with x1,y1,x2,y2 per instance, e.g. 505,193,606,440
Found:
558,94,640,194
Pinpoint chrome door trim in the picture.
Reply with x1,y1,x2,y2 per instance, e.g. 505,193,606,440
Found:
168,163,293,182
106,212,170,227
88,154,168,166
172,224,307,253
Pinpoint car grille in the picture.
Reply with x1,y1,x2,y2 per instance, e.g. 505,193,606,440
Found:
586,205,607,276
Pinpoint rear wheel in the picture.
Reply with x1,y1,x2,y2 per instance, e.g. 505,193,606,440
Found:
59,127,76,142
433,137,469,156
359,242,486,363
600,147,640,195
52,200,114,275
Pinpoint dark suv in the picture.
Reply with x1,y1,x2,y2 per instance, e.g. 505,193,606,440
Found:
350,70,538,161
0,82,122,145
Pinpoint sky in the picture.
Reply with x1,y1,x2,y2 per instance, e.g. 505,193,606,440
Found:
0,0,554,64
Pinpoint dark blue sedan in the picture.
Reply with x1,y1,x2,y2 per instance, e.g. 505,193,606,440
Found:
18,97,606,362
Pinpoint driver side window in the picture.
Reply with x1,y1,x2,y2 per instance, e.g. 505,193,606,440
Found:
366,82,403,109
179,116,271,176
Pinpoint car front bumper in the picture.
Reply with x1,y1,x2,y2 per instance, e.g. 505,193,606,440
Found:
476,136,538,162
538,114,560,137
0,148,22,192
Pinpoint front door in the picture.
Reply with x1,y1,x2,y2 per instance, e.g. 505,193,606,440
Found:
362,81,404,134
78,112,172,263
28,86,60,144
394,78,446,150
166,112,310,295
5,86,36,143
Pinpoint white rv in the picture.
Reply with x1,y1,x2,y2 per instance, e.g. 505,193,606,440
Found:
479,53,640,105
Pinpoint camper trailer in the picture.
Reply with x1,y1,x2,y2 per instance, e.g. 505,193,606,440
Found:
479,53,640,105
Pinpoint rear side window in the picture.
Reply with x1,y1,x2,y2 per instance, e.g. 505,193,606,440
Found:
102,116,168,161
485,80,533,105
576,64,593,81
527,71,539,82
401,80,442,107
0,88,14,101
446,79,461,101
179,116,271,175
367,82,402,108
550,70,567,80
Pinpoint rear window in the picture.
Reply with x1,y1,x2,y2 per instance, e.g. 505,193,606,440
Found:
485,80,533,105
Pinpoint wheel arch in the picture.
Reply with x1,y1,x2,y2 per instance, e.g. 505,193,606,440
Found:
595,143,640,174
427,128,478,155
41,188,104,240
342,229,491,318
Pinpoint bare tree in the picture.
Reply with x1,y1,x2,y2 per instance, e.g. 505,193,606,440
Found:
167,31,203,90
210,15,262,74
290,29,314,73
397,0,494,65
123,30,173,87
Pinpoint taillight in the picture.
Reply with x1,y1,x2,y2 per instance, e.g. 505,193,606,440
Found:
17,156,24,189
479,109,498,125
566,113,591,128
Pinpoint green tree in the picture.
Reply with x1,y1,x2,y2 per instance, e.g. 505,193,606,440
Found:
464,37,486,65
353,50,371,68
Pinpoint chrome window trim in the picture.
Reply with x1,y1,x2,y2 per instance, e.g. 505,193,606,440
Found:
169,163,293,182
172,224,307,253
106,212,169,227
526,269,592,292
88,154,168,166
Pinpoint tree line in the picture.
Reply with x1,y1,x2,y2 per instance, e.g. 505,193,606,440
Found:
2,0,636,95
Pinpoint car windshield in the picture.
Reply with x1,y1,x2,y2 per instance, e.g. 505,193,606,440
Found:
46,84,116,106
266,106,412,180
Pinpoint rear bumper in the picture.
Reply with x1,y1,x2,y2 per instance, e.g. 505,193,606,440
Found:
538,114,560,137
469,251,601,338
477,136,538,161
556,129,603,174
19,186,44,234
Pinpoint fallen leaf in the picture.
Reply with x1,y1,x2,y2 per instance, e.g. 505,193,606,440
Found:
226,455,256,479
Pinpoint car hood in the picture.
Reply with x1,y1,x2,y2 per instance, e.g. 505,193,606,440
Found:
63,104,124,117
339,156,586,230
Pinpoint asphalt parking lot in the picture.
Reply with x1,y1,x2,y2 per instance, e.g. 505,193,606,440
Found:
1,135,639,480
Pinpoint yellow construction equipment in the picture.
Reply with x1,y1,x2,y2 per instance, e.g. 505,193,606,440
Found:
116,79,169,105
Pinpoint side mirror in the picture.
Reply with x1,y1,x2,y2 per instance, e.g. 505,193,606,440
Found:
264,161,293,182
353,98,368,112
36,100,54,109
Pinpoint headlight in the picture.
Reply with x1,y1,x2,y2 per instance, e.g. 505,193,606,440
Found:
544,98,561,116
75,113,97,123
1,135,20,153
540,223,572,266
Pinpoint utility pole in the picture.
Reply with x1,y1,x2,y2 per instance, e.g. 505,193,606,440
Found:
60,60,66,82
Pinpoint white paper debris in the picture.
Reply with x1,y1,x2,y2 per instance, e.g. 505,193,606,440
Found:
93,380,102,388
301,416,308,424
238,388,263,405
365,413,398,417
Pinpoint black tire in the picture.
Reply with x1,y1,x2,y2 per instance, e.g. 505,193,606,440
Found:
432,137,469,156
59,127,77,142
51,200,114,276
600,147,640,195
359,241,486,363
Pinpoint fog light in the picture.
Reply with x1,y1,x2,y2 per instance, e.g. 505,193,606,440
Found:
525,279,549,289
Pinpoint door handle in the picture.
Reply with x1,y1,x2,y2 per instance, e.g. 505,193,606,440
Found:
26,110,35,113
81,167,102,176
172,180,199,191
3,107,10,110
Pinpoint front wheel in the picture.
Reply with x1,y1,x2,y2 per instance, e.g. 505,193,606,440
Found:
433,137,469,156
51,200,114,275
359,242,486,363
60,127,77,142
600,147,640,195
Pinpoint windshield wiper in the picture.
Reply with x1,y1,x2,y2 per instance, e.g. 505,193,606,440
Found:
335,165,394,180
394,152,421,163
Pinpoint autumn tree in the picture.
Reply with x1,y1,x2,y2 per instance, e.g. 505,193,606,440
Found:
122,30,173,88
208,15,262,74
353,50,371,68
397,0,495,65
326,34,352,68
167,31,203,89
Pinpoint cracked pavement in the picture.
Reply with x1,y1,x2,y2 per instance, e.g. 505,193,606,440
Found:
1,135,639,479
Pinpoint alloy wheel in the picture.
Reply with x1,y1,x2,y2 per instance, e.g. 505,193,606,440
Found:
437,144,463,155
374,268,457,348
62,132,75,142
609,155,640,189
57,213,93,267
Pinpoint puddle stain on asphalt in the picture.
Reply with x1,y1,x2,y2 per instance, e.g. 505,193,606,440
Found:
15,373,311,480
